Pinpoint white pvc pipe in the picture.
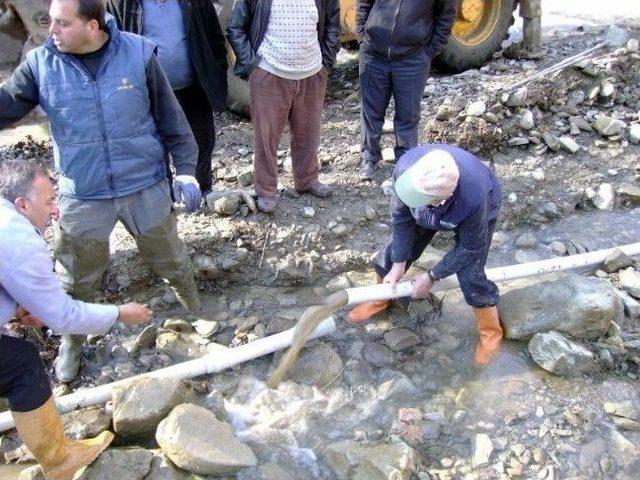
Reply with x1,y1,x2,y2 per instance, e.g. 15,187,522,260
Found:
2,242,639,432
0,317,337,432
345,242,640,304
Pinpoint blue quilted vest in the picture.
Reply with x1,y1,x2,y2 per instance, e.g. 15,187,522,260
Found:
26,18,166,199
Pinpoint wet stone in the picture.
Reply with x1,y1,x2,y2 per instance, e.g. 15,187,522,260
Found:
362,341,396,367
383,328,421,351
500,275,621,340
288,342,344,387
156,403,257,475
113,377,189,437
528,331,595,376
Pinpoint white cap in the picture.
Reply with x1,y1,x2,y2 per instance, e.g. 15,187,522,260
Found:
394,149,460,208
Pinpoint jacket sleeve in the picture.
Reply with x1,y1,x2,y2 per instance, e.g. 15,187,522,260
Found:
104,0,125,29
425,0,457,59
1,235,118,335
145,54,197,177
389,190,418,263
204,0,230,75
321,0,341,71
226,0,258,80
0,60,39,130
356,0,374,43
431,199,488,280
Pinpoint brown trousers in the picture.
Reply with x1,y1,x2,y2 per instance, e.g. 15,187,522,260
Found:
249,67,328,199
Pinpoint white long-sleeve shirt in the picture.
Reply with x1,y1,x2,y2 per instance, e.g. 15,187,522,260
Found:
0,198,118,335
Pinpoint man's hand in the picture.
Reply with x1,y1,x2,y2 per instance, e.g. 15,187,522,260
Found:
117,303,153,326
14,307,45,328
412,272,434,299
172,175,202,213
383,261,406,293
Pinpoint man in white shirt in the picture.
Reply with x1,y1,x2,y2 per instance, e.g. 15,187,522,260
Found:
227,0,341,213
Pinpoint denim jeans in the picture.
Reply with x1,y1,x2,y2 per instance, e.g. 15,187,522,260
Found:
360,50,431,165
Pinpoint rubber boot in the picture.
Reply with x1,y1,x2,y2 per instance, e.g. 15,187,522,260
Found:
473,306,503,365
54,335,85,383
347,275,390,324
170,274,201,313
347,300,391,324
11,397,113,480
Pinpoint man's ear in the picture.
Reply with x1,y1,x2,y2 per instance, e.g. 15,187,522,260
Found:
88,18,102,34
14,196,28,214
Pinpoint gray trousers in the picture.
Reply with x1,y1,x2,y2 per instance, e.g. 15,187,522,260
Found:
53,181,198,308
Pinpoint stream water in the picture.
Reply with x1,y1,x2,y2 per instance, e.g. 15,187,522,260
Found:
2,208,639,479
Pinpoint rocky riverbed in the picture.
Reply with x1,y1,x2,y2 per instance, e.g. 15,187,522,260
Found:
1,18,640,480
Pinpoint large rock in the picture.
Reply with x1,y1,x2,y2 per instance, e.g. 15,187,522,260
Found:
528,331,595,376
112,377,189,437
288,342,344,387
500,275,622,340
156,403,257,475
75,447,153,480
324,440,418,480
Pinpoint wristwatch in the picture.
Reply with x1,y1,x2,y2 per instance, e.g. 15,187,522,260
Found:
427,270,437,283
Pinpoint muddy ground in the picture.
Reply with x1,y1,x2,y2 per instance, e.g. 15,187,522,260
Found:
1,16,640,480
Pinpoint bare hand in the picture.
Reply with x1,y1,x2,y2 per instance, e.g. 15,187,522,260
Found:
117,303,153,326
383,261,406,293
412,273,434,299
14,307,45,328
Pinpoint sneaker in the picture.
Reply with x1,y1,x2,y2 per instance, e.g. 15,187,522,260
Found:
257,196,276,213
298,181,333,198
359,161,376,179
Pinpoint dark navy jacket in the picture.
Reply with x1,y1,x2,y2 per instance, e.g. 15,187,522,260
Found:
356,0,457,60
390,144,502,279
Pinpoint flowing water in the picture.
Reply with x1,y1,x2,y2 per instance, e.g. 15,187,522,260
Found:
267,291,348,389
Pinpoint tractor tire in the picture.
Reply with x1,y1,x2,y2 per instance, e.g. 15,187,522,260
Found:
437,0,518,72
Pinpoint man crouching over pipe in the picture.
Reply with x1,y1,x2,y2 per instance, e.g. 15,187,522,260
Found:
0,159,152,480
348,144,503,365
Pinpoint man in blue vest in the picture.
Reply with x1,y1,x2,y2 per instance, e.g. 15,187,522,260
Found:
0,0,202,382
348,144,504,365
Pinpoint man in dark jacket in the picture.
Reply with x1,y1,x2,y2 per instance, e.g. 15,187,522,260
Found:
107,0,229,195
0,0,201,383
348,144,503,366
356,0,457,179
226,0,340,213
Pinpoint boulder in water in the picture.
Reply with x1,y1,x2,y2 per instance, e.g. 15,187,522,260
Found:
500,275,623,340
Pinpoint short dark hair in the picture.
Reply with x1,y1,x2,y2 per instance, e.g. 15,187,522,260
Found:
0,159,49,202
76,0,107,30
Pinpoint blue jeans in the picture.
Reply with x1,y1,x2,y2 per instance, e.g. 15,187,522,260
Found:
359,50,431,165
374,220,500,308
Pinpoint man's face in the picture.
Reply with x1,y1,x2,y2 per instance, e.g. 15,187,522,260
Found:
16,175,59,232
49,0,92,53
